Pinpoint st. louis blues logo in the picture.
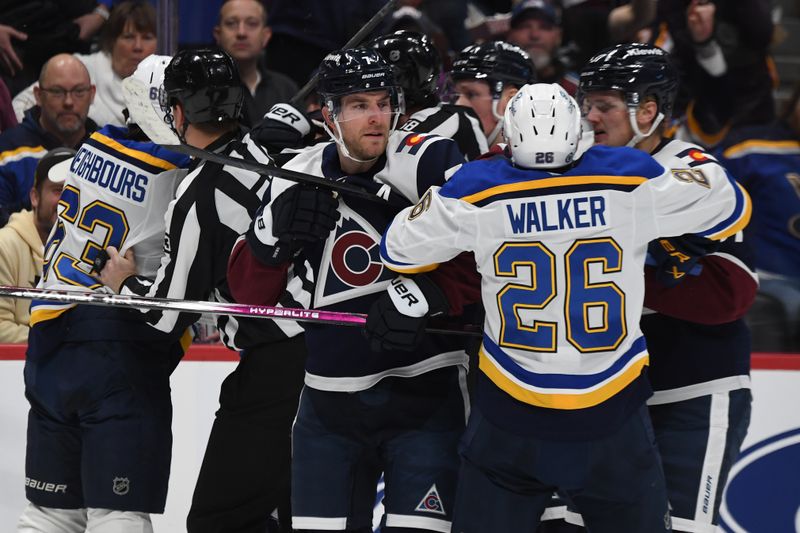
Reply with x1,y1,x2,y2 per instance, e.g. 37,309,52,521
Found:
415,484,446,516
315,202,394,307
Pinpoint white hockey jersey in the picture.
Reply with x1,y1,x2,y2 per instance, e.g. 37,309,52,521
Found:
380,144,751,435
31,125,190,324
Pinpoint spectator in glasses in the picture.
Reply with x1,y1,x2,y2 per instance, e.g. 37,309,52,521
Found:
11,0,157,129
0,53,97,227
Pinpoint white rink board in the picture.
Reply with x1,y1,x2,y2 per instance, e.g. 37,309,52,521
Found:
1,358,799,532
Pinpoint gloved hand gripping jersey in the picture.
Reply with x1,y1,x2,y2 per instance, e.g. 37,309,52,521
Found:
251,103,313,151
246,185,340,265
365,275,450,352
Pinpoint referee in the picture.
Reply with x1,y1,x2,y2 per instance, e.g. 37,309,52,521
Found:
98,49,306,533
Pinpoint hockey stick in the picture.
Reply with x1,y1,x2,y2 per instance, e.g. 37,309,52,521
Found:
0,285,481,337
121,76,387,203
290,0,400,107
164,143,388,203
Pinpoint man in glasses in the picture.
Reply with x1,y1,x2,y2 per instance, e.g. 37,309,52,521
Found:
0,54,97,227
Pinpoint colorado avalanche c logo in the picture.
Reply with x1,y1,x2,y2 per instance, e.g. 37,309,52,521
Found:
330,231,383,286
315,202,394,307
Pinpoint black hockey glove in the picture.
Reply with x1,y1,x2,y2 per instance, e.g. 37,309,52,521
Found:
647,234,720,287
246,185,340,265
364,275,449,353
251,103,312,151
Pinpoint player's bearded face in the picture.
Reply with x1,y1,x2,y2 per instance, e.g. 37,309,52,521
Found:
336,91,394,160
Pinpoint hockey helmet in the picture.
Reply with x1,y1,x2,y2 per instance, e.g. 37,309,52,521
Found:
503,83,582,169
366,30,441,109
317,47,405,117
450,41,536,98
579,43,678,117
163,48,244,125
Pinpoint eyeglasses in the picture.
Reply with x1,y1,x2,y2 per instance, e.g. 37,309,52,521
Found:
39,86,92,100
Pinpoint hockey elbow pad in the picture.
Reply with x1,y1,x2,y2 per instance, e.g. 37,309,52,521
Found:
364,275,449,353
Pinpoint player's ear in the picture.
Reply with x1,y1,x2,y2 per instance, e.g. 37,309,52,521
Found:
637,99,658,128
321,106,336,132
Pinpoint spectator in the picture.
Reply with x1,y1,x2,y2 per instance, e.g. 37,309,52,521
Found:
0,78,16,131
12,0,157,129
449,41,535,148
0,147,70,343
651,0,775,147
0,1,108,95
714,82,800,351
0,53,97,228
214,0,298,127
505,0,579,95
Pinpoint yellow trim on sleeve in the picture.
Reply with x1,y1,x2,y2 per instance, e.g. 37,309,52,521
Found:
478,349,649,410
0,145,46,162
722,139,800,159
707,183,752,241
383,262,440,274
91,132,178,170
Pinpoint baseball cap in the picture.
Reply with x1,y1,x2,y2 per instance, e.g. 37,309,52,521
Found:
510,0,561,27
34,147,76,188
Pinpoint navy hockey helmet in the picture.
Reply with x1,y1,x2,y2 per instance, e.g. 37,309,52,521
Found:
163,48,244,125
316,47,404,115
579,43,678,117
366,30,441,109
450,41,536,98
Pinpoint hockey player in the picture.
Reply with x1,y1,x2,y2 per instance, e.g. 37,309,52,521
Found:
20,55,191,533
577,43,758,532
367,30,489,160
96,49,307,533
449,41,536,149
227,47,478,532
378,82,751,532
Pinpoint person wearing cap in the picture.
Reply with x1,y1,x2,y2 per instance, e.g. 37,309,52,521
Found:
0,147,72,343
505,0,579,96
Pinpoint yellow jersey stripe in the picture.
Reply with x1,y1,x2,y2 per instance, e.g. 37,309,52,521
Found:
0,145,46,162
478,349,649,410
29,305,73,326
92,132,178,171
722,139,800,159
460,175,648,205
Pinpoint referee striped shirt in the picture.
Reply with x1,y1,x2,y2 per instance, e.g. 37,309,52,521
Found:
120,129,304,350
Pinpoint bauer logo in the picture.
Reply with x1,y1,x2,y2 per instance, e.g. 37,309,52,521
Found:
719,428,800,533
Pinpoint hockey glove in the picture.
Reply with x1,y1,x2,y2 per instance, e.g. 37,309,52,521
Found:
647,234,720,287
245,185,340,265
251,103,312,151
364,275,449,353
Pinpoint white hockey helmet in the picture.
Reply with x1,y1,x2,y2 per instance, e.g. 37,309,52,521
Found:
503,82,582,169
121,54,181,145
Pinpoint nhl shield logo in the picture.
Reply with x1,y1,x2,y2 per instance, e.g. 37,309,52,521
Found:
112,477,130,496
415,484,446,516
